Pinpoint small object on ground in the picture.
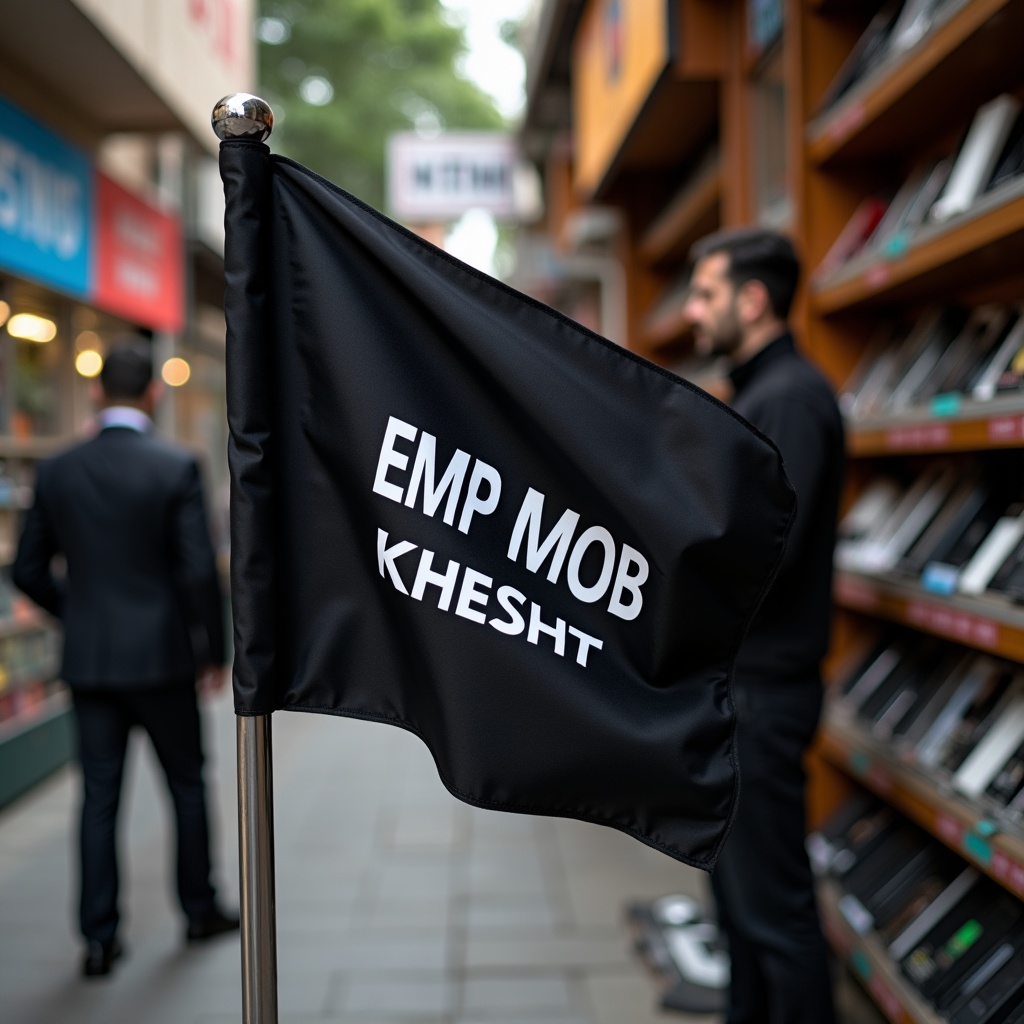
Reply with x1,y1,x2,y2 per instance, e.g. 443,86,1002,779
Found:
627,895,729,1014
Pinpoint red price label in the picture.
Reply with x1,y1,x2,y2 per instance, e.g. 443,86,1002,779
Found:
936,814,964,846
868,975,904,1024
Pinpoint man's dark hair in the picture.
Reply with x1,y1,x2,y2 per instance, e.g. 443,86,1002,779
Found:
690,228,801,320
100,340,154,400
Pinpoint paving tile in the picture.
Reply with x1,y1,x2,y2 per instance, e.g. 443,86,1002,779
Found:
462,933,631,971
582,972,704,1024
279,935,452,973
466,900,560,932
455,1018,590,1024
340,975,456,1016
462,974,578,1014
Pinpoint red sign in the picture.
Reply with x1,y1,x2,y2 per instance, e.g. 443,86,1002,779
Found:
905,600,1000,649
93,174,184,332
884,423,951,451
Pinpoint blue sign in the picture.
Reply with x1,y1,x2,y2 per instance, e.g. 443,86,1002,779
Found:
0,94,93,296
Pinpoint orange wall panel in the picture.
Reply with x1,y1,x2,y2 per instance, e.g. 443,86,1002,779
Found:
572,0,671,197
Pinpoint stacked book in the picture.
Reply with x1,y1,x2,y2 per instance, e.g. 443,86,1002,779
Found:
816,91,1024,280
836,464,1024,602
840,306,1024,421
810,796,1024,1023
815,0,970,117
832,634,1024,825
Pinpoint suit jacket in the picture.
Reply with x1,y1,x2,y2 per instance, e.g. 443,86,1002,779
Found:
12,425,226,688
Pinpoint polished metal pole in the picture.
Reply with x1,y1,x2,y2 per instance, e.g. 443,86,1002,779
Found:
237,714,278,1024
211,93,279,1024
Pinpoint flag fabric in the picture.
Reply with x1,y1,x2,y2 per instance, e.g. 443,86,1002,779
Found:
220,139,795,869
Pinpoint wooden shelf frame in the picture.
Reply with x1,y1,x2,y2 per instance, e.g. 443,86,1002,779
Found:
637,156,722,268
820,713,1024,900
819,877,945,1024
806,0,1016,167
846,396,1024,456
812,180,1024,314
833,570,1024,662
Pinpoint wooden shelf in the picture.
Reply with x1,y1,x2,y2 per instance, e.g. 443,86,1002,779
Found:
833,570,1024,662
807,0,1023,167
637,157,721,268
820,714,1024,901
846,396,1024,456
819,877,945,1024
813,182,1024,314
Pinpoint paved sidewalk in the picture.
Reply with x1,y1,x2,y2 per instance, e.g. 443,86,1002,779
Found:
0,691,713,1024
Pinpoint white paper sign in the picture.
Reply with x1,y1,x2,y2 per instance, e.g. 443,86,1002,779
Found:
387,133,518,222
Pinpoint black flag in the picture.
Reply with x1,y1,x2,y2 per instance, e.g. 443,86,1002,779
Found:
221,140,794,869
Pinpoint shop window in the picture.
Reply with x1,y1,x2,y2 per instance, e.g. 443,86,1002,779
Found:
12,338,63,437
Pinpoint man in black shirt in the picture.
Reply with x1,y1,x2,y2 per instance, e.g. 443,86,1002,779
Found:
684,229,843,1024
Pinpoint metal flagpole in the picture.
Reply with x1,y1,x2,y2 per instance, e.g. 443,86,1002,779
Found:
238,715,278,1023
211,94,279,1024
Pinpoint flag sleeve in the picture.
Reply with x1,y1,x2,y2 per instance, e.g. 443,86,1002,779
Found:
221,139,279,715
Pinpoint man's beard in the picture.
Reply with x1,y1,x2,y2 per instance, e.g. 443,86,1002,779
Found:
695,310,742,358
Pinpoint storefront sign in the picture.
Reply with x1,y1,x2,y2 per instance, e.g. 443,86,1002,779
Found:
0,94,92,297
387,133,518,222
0,95,185,331
94,174,184,332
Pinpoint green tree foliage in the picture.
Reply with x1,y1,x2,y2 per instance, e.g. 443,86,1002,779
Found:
258,0,504,211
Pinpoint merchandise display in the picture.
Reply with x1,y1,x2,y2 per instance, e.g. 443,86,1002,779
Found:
815,88,1024,283
522,2,1024,1020
810,797,1024,1021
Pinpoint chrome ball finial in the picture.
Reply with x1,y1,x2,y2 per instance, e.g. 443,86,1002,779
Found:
212,94,274,142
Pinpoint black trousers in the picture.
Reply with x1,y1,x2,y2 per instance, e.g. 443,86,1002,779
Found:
72,684,217,945
711,676,836,1024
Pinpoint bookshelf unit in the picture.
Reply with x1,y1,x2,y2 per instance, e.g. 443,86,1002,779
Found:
804,2,1024,1019
522,1,1024,1019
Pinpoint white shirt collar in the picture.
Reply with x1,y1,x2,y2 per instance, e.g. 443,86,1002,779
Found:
98,406,153,433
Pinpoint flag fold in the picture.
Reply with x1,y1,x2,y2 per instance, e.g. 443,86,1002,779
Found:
221,139,795,868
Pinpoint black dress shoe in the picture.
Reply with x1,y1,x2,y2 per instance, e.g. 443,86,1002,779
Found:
82,938,123,978
186,906,240,943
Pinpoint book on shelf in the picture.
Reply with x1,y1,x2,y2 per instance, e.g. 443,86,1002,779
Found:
952,686,1024,800
959,509,1024,596
894,652,977,751
887,309,968,413
913,308,1009,405
915,656,1007,769
888,866,981,961
879,849,972,945
986,109,1024,195
936,665,1019,776
847,464,956,573
931,94,1021,223
984,737,1024,810
815,196,890,279
887,0,953,58
921,492,1013,597
814,1,904,115
969,310,1024,401
901,882,1023,1005
897,478,983,579
947,937,1024,1024
872,156,955,257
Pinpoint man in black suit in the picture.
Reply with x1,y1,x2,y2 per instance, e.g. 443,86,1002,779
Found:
684,230,844,1024
13,341,238,978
